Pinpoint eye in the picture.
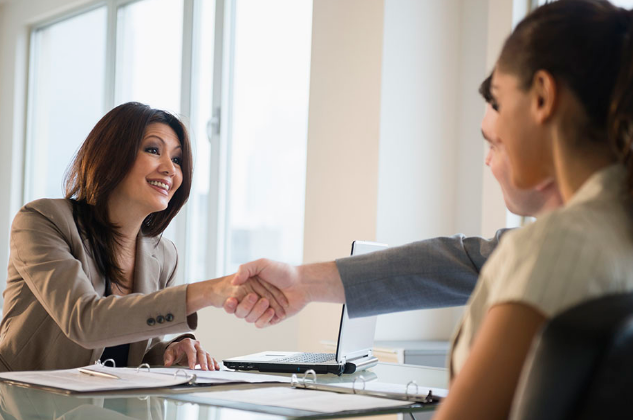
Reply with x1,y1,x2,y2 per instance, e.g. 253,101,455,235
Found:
172,157,182,166
145,147,159,155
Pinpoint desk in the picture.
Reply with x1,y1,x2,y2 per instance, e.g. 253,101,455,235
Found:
0,363,447,419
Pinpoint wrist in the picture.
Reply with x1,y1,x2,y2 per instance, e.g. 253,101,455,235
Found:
186,277,229,314
299,261,344,304
205,276,232,308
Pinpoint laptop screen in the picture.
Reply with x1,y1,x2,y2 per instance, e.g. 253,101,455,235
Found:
335,241,388,362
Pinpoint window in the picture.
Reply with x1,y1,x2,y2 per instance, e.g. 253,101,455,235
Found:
25,6,107,202
24,0,312,285
221,0,312,274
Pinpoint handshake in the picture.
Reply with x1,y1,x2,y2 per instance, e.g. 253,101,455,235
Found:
187,259,345,328
187,258,345,328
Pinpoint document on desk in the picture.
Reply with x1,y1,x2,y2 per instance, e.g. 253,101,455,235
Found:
191,387,414,413
0,366,292,394
150,367,292,384
0,365,191,393
328,381,448,399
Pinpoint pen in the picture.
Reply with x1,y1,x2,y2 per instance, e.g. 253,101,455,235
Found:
78,367,121,380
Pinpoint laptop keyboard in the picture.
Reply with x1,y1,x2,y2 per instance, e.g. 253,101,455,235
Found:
271,352,336,364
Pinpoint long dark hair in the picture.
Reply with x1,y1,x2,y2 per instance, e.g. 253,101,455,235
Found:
64,102,193,289
497,0,633,192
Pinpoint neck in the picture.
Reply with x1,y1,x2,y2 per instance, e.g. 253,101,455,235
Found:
107,199,145,251
534,183,564,216
552,132,615,203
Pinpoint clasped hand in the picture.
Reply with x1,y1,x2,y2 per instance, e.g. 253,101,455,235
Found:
223,259,309,327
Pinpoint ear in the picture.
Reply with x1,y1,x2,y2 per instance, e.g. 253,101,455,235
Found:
530,70,557,124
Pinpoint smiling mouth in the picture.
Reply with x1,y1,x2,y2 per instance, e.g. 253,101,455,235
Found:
148,180,170,192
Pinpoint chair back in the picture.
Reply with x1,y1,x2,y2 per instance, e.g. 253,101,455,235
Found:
510,292,633,420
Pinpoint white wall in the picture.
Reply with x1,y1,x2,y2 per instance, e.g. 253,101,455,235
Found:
373,0,490,341
298,0,385,352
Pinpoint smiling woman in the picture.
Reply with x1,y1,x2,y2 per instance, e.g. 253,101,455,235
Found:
0,102,289,372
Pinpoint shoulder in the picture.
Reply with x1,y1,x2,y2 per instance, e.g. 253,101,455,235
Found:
13,199,75,232
482,197,633,316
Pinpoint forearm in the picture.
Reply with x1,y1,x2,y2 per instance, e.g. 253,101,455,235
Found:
186,276,232,315
298,262,345,304
335,232,508,318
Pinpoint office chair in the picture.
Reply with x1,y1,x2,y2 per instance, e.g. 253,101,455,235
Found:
510,292,633,420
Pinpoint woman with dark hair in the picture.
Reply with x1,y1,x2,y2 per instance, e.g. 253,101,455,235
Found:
433,1,633,418
1,102,286,372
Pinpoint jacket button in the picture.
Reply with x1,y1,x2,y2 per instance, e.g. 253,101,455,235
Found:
165,313,174,322
147,318,156,326
156,315,165,324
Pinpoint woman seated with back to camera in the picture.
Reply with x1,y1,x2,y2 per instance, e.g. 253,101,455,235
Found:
0,102,288,372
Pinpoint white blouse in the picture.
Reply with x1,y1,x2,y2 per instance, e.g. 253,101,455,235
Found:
450,164,633,377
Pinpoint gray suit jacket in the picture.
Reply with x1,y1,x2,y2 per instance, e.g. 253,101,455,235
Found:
336,230,508,318
1,199,197,372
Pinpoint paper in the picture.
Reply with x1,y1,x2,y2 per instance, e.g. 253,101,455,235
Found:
330,381,448,399
191,387,413,413
0,365,190,393
150,367,292,385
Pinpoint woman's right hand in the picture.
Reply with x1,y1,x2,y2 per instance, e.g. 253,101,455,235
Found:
185,274,289,328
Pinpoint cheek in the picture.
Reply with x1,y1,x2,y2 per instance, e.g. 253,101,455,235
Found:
171,171,184,196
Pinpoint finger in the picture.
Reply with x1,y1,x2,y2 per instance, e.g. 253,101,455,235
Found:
206,353,216,371
234,293,259,318
244,298,270,323
223,297,238,314
213,357,220,370
255,307,276,329
233,259,268,285
255,278,289,308
184,342,197,370
164,347,175,367
196,345,208,371
249,280,287,318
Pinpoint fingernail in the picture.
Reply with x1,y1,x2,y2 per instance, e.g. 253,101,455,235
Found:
248,294,258,303
226,299,236,308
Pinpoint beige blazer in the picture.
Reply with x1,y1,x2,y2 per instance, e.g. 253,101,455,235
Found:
0,199,198,372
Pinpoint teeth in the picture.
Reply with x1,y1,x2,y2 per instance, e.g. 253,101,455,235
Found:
148,180,169,190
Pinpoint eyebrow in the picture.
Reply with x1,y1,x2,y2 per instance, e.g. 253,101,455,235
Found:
144,134,182,151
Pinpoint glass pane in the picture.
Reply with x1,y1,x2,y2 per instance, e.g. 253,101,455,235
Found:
224,0,313,273
187,0,216,280
26,7,107,201
115,0,183,113
613,0,633,7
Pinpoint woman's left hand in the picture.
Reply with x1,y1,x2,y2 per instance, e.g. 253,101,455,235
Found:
163,338,220,371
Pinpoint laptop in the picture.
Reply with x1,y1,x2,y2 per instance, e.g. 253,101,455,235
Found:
223,241,388,375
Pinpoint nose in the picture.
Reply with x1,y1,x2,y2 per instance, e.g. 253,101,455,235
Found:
159,156,176,176
484,149,492,167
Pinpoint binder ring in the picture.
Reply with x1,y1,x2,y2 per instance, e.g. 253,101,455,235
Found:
136,363,151,373
101,359,116,368
352,376,366,393
173,369,197,384
405,380,419,398
290,374,299,387
302,369,317,385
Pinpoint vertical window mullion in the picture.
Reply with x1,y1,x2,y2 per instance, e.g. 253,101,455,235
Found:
206,0,229,278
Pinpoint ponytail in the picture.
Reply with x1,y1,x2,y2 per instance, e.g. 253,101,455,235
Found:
608,9,633,196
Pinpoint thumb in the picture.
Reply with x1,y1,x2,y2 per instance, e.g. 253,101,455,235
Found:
233,260,264,285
